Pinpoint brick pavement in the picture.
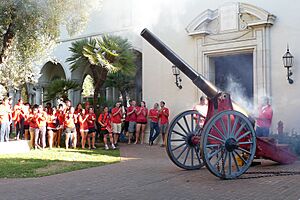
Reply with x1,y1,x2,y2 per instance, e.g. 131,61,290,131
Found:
0,144,300,200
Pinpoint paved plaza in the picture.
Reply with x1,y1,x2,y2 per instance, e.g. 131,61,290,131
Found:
0,144,300,200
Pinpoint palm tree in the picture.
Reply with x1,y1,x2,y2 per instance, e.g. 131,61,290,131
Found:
66,35,135,108
44,79,80,102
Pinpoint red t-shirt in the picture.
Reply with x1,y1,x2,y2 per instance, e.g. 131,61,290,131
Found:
127,106,137,122
29,113,38,129
159,107,169,125
64,113,76,128
136,107,148,123
111,107,122,124
257,105,273,128
37,111,47,127
149,109,159,123
47,114,57,129
87,113,96,128
79,114,89,130
98,113,110,130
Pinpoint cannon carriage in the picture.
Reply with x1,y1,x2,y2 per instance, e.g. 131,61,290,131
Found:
140,28,297,179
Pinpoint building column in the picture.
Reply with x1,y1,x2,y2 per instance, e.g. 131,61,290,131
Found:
35,86,42,105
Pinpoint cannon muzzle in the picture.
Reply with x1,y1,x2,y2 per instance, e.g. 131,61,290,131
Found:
140,28,219,99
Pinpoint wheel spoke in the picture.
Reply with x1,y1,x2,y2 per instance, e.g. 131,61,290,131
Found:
213,150,224,167
230,116,239,137
183,147,191,165
191,146,194,166
206,144,221,148
238,141,253,145
236,131,251,141
194,146,202,164
233,150,247,164
232,152,240,172
212,125,226,140
176,145,188,160
234,123,246,138
171,139,185,142
228,151,232,176
208,134,225,143
183,116,191,133
177,122,188,135
208,147,222,160
227,114,231,137
172,130,187,138
237,147,251,155
220,118,228,137
221,151,228,175
171,142,186,151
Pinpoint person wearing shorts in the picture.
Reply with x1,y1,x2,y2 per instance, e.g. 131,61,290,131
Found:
135,101,148,144
87,107,97,149
98,106,115,150
79,109,89,149
47,107,59,149
127,100,137,144
23,103,30,140
37,105,47,149
159,101,169,147
64,107,77,149
111,102,123,147
28,105,39,148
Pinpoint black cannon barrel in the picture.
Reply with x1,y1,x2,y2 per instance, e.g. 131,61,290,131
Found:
140,28,219,99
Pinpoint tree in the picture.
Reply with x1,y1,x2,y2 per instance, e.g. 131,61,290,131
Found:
105,69,136,107
0,0,103,91
44,79,80,103
67,35,136,108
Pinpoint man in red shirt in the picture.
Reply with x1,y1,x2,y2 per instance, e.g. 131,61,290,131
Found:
148,103,160,145
159,101,169,147
127,100,137,144
256,97,273,137
111,102,123,147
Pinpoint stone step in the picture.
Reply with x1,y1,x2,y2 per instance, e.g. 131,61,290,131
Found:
0,140,31,154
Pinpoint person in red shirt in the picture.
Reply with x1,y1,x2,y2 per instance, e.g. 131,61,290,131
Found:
98,106,115,150
47,107,59,149
127,100,137,144
87,107,97,149
159,101,169,147
64,106,77,149
79,108,89,149
111,102,123,147
23,103,30,140
148,103,160,145
37,105,47,149
135,101,148,144
28,105,39,148
255,97,273,137
75,103,83,147
12,99,25,140
56,104,64,148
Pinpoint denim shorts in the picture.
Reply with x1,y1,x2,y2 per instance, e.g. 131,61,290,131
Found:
128,121,136,133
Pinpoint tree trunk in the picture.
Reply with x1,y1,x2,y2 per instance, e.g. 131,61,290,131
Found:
90,65,108,109
0,22,16,65
120,90,127,108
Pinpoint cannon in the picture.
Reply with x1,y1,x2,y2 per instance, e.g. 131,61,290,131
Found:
140,28,297,179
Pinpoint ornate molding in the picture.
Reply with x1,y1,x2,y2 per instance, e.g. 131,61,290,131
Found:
186,2,276,37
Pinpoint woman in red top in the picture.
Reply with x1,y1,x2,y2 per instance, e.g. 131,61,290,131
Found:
79,109,89,149
87,107,97,149
98,106,115,150
47,107,59,149
28,105,39,149
64,107,77,149
135,101,148,144
75,103,83,146
37,105,47,149
56,104,64,148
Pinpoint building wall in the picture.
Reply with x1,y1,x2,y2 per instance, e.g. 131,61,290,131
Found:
46,0,300,134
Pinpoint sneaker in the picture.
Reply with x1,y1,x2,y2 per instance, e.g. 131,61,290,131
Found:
105,145,109,150
111,144,116,150
160,144,165,147
92,146,96,149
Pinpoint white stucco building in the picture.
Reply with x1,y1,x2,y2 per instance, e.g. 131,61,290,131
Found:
34,0,300,134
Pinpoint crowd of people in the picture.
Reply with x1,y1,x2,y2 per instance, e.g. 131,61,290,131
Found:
0,97,170,150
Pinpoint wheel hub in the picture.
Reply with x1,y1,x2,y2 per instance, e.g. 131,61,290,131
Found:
225,138,237,152
187,134,200,146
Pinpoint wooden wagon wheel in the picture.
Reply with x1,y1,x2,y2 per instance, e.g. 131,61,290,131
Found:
166,110,205,170
201,110,256,179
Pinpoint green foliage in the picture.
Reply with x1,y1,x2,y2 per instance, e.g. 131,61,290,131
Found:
44,79,80,102
106,70,136,93
0,0,103,89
